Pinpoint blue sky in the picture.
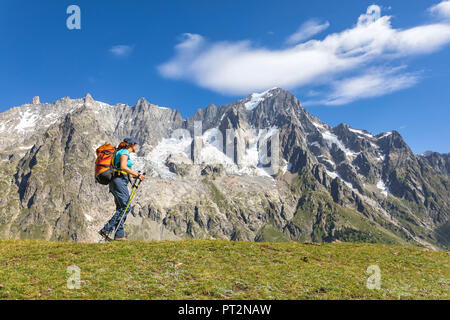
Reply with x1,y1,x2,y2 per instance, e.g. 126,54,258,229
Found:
1,0,449,154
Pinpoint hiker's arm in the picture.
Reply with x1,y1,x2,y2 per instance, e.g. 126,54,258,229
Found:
119,154,139,177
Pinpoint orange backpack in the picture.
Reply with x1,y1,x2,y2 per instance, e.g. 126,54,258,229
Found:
95,144,117,185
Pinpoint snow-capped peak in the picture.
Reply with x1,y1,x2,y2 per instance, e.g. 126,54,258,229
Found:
348,127,373,138
378,132,393,139
244,87,279,111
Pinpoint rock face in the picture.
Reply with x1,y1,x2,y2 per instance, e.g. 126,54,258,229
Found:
419,151,450,177
0,89,448,250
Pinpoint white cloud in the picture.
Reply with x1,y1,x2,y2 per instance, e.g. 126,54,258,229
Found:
158,33,205,78
158,4,450,103
305,67,420,106
109,45,134,57
429,1,450,19
285,19,330,44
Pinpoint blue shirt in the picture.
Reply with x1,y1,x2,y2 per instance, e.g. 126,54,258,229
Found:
115,149,133,169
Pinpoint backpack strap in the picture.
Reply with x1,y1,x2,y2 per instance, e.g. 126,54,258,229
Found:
114,169,128,176
112,148,118,169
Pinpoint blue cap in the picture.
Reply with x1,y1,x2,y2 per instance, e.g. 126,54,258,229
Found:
124,137,138,144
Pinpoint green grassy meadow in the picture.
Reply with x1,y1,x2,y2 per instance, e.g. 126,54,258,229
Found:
0,240,448,300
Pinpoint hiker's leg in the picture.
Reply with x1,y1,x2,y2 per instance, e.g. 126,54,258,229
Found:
114,218,127,239
113,187,132,239
101,193,121,234
110,176,130,238
101,177,129,234
114,199,132,239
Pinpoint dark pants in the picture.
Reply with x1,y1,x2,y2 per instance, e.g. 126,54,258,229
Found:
101,175,130,239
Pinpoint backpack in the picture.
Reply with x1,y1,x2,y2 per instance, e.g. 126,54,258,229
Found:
95,144,117,185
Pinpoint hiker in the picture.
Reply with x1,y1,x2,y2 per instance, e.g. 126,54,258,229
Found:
99,137,145,241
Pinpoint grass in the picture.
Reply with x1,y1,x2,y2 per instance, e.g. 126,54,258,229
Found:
0,240,448,300
255,224,289,242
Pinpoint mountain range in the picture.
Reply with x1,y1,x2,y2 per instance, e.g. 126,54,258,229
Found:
0,88,448,249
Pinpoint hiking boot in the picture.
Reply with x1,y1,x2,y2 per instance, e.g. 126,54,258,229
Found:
99,230,113,241
114,237,129,241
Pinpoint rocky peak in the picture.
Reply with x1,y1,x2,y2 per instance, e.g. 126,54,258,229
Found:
55,96,71,105
377,130,411,154
191,108,204,121
205,104,218,115
333,123,350,133
243,87,298,110
84,93,94,103
331,124,374,154
421,151,434,157
419,151,450,177
247,88,306,128
135,97,150,111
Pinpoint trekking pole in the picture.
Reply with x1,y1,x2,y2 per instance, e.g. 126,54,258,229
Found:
111,171,146,240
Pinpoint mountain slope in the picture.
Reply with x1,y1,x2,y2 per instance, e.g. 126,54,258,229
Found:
0,90,448,249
